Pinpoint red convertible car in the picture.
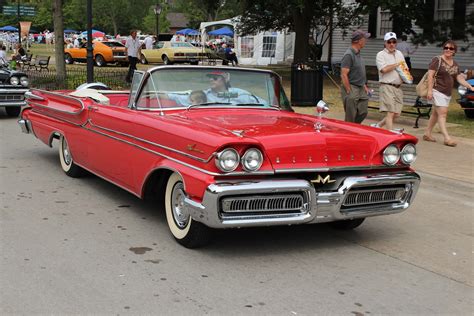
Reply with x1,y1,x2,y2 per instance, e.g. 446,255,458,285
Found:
18,66,420,248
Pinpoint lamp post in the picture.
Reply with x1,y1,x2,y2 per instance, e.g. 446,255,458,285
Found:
154,4,162,39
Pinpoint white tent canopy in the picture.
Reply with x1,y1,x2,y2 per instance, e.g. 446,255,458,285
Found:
200,17,295,66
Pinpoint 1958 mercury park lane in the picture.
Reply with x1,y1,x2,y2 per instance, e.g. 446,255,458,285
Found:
18,66,420,248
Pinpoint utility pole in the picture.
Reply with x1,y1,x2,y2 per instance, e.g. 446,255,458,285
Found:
17,0,21,44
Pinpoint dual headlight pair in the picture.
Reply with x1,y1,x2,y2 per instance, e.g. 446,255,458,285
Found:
215,148,263,173
383,144,417,165
10,76,29,87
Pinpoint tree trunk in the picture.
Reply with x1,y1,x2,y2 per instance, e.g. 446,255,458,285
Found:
292,1,314,63
53,0,66,85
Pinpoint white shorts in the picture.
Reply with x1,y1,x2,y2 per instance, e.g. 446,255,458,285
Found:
431,89,451,107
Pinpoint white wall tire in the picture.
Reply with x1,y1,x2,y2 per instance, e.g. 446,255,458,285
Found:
59,135,84,178
165,173,211,248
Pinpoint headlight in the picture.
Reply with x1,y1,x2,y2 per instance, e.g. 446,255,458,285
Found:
400,143,417,164
458,85,467,96
20,76,29,87
383,144,400,165
215,148,239,172
241,148,263,172
10,77,19,85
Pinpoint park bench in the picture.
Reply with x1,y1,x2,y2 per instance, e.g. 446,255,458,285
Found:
32,55,50,72
19,54,33,70
367,80,432,128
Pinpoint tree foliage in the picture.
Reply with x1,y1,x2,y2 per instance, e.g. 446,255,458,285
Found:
174,0,241,29
239,0,363,62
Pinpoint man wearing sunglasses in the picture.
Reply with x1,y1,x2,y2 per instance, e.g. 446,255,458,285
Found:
373,32,406,130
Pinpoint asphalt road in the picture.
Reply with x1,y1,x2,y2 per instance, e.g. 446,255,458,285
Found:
1,111,473,315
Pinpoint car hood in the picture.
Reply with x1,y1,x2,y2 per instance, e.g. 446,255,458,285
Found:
174,109,416,169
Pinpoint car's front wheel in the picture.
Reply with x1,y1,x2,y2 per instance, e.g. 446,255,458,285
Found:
5,106,21,117
59,135,85,178
330,218,365,230
165,173,211,248
65,53,74,64
95,55,106,67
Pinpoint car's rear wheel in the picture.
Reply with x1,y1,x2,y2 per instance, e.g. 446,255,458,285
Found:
165,173,211,248
59,135,85,178
140,54,148,64
163,55,172,65
95,55,106,67
464,109,474,119
65,53,74,64
5,106,21,117
330,218,365,230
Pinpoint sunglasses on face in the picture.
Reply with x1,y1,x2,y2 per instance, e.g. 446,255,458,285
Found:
444,46,455,51
209,76,222,81
387,40,397,44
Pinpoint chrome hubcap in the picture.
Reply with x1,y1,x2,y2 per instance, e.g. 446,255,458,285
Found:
62,139,71,165
171,182,189,229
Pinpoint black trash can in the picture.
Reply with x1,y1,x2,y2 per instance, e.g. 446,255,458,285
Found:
290,63,323,106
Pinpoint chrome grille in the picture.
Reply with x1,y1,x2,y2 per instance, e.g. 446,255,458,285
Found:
343,185,408,208
0,94,24,101
221,194,305,214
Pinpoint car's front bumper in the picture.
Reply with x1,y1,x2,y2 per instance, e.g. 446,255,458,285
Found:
183,171,420,228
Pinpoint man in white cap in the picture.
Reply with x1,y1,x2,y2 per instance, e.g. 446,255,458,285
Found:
373,32,406,130
340,29,371,123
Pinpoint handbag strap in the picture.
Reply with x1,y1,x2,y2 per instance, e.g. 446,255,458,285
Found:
433,56,442,87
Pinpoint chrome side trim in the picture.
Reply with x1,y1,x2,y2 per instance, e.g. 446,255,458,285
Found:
30,107,89,127
83,124,274,177
27,88,85,115
88,119,214,163
0,101,26,106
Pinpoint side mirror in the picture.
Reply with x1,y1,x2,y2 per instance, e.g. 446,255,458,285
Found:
316,100,329,117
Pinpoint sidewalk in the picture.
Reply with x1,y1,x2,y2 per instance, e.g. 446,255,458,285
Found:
312,109,474,184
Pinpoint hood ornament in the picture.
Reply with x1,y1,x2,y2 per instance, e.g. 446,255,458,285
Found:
316,100,329,117
231,130,245,137
314,122,323,132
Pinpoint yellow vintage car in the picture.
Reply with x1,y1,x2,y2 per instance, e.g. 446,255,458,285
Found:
140,41,208,65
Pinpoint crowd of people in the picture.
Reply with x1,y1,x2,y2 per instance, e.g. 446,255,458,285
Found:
340,29,474,147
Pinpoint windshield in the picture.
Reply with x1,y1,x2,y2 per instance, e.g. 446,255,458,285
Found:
134,68,290,110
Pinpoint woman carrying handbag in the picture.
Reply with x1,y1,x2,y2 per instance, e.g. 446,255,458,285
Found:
423,40,474,147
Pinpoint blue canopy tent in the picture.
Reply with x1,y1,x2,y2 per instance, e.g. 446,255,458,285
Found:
0,26,19,32
64,29,79,34
176,28,200,36
208,27,233,37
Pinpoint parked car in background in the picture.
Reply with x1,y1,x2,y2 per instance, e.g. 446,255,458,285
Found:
140,41,208,65
0,59,28,117
64,40,128,67
19,66,420,248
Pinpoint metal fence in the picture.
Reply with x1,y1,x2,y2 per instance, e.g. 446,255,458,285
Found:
24,67,131,90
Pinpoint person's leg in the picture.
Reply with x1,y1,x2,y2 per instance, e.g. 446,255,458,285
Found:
436,106,455,144
341,87,357,123
355,86,368,124
126,57,134,82
384,112,396,130
424,108,438,140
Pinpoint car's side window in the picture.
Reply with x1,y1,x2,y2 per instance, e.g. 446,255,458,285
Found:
128,71,144,108
136,79,159,109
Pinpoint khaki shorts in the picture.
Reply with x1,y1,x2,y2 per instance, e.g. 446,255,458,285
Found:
379,84,403,113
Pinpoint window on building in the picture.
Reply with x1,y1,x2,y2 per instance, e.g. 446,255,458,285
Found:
262,35,277,58
378,9,392,38
434,0,454,20
240,36,254,58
